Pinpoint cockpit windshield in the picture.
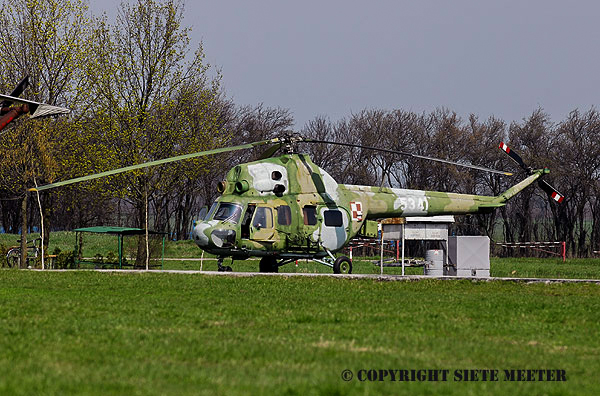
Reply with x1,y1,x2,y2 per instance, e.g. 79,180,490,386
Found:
205,202,218,220
212,203,243,224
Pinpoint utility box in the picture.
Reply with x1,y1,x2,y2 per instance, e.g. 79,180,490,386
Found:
448,236,490,277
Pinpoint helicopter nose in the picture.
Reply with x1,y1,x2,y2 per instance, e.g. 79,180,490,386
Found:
193,221,237,249
192,222,211,247
209,229,236,248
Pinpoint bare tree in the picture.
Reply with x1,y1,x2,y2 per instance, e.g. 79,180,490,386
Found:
552,109,600,256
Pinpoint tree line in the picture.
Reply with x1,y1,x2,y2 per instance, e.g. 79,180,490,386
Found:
0,0,598,258
300,108,600,257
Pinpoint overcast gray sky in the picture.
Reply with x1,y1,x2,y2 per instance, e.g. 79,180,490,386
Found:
91,0,600,128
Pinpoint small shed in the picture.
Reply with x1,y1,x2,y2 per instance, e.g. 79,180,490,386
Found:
73,226,167,269
379,216,455,275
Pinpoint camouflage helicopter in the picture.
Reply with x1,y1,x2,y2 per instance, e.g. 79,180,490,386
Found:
32,134,564,274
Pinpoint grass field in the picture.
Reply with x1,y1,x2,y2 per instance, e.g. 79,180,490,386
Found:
490,257,600,279
1,231,600,279
1,270,599,395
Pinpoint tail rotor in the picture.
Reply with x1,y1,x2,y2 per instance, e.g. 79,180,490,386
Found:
499,142,564,203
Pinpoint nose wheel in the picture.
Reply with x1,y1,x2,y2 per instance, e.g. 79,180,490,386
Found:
217,257,233,272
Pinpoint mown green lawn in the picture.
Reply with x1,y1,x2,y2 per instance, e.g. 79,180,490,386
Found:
490,257,600,279
0,270,599,395
2,231,600,279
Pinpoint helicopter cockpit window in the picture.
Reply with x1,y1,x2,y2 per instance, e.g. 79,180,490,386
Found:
277,205,292,226
198,206,208,220
205,202,219,220
252,207,273,229
324,210,343,227
213,203,243,224
303,206,317,226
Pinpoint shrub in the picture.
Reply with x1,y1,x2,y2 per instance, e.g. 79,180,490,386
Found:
55,250,76,269
106,251,117,264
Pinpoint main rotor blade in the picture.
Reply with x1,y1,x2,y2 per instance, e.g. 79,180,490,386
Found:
30,138,280,192
304,139,513,176
258,142,283,159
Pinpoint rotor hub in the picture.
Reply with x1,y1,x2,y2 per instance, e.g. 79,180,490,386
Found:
280,132,303,154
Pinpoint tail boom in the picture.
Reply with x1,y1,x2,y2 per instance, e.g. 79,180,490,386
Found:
340,170,545,219
492,169,547,204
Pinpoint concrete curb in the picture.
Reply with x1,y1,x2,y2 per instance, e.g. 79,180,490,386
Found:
28,269,600,284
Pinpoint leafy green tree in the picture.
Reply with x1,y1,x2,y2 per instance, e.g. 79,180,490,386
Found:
76,0,228,262
0,0,90,264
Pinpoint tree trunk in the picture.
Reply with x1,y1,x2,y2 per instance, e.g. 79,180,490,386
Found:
135,201,145,267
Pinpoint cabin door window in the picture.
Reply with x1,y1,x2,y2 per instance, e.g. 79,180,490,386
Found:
251,206,275,241
318,206,349,251
241,204,256,239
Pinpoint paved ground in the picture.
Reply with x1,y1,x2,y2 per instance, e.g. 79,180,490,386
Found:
31,269,600,284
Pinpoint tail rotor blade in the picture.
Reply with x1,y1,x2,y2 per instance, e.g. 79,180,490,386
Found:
499,142,529,171
538,179,565,203
499,142,565,203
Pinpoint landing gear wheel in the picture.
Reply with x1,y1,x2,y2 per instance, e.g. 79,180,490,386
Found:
217,257,233,272
333,256,352,274
259,256,278,273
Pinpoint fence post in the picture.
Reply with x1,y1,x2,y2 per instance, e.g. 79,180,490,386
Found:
562,241,566,262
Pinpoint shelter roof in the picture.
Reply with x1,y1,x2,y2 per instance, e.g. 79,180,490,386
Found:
73,226,166,235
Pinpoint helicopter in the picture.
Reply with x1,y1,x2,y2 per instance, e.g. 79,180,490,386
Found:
0,76,70,132
31,134,564,274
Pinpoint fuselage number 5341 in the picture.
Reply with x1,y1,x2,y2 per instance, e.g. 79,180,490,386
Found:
396,196,429,212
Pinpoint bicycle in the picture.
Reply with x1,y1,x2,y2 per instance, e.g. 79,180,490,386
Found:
6,237,41,268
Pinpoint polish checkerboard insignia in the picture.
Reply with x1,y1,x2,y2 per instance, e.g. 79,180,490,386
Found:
350,201,363,221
